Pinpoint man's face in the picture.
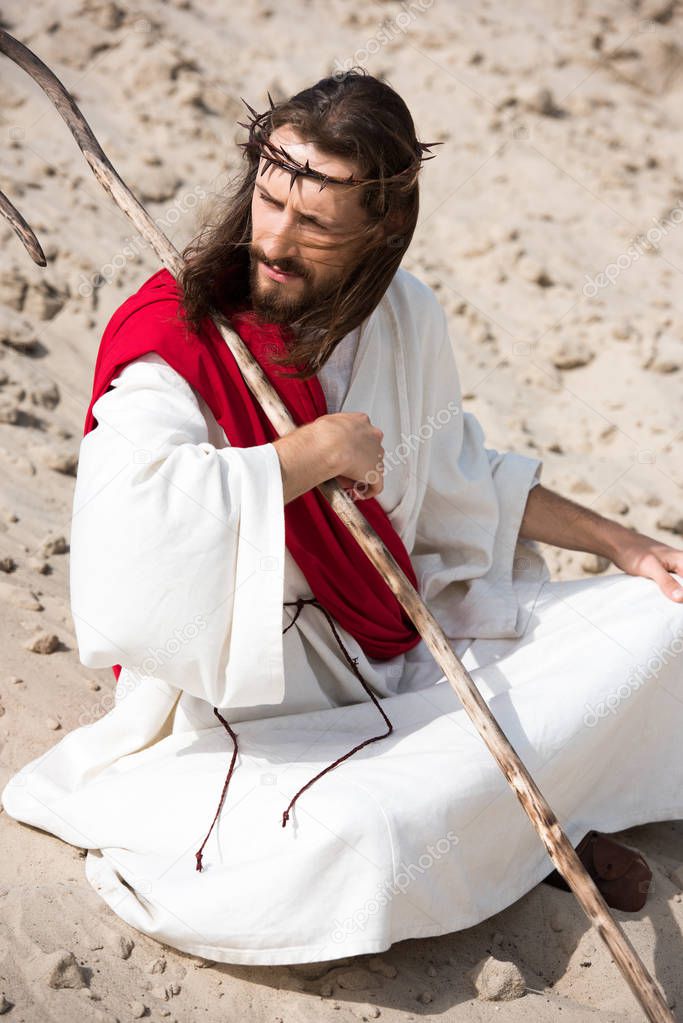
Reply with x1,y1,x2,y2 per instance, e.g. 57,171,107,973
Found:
249,124,370,324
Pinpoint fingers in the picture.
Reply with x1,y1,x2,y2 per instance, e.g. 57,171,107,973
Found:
660,545,683,578
638,552,683,602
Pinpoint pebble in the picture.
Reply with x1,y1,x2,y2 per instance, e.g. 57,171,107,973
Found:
28,557,51,574
22,279,69,321
1,314,41,353
366,956,397,978
39,534,69,557
43,949,89,990
334,968,381,991
469,955,527,1001
0,266,28,310
417,990,433,1004
88,679,102,691
603,494,629,515
8,676,23,685
568,477,595,495
643,334,682,373
426,963,438,977
518,83,565,117
580,553,611,574
146,956,167,974
549,339,594,369
612,321,639,341
30,381,61,410
550,910,565,932
0,557,17,573
25,631,60,654
130,1000,146,1018
0,399,20,425
45,717,62,730
0,993,12,1014
28,444,79,476
112,935,135,959
516,255,554,287
656,507,683,536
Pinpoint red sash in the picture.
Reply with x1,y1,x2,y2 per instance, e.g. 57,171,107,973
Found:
83,268,422,679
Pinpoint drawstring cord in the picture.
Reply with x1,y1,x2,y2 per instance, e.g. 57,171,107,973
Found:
194,596,394,872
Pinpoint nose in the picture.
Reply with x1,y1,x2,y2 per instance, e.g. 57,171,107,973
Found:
260,208,301,268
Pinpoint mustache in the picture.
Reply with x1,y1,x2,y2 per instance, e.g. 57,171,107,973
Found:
251,247,308,278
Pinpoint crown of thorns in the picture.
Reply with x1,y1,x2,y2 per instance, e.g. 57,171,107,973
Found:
236,93,443,192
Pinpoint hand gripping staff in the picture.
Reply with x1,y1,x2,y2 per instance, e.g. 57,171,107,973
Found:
0,29,673,1023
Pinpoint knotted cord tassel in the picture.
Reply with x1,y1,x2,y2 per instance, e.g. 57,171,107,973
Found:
280,597,394,830
194,707,240,872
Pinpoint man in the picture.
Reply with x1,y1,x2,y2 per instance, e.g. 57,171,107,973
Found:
3,69,683,967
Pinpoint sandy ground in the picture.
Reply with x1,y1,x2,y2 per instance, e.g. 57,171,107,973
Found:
1,0,683,1020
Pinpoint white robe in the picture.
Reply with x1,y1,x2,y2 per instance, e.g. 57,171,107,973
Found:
3,266,683,965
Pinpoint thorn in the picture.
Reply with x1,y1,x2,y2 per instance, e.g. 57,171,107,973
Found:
267,90,276,110
319,176,328,191
240,96,259,119
289,169,299,191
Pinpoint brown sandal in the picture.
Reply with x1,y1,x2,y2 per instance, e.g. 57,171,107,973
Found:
542,830,653,912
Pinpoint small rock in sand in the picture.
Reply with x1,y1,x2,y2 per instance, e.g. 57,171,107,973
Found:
42,949,89,990
469,955,527,1001
146,956,167,974
39,534,69,557
30,381,61,410
0,399,20,425
580,553,611,574
28,558,51,575
656,507,683,536
28,443,78,477
111,935,135,959
0,993,13,1014
334,968,382,991
25,631,60,654
549,339,594,369
550,909,565,932
366,956,397,978
0,557,17,573
130,1000,146,1019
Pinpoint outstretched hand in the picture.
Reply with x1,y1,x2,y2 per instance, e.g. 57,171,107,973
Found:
610,530,683,604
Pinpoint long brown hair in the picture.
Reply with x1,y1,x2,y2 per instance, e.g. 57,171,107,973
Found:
178,68,425,380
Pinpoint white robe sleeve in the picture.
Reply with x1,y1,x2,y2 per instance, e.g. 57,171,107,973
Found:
411,306,548,639
69,352,287,708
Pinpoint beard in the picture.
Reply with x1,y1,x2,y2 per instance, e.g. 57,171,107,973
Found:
248,243,341,326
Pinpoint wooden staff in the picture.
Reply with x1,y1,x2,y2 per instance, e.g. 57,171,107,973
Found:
0,28,673,1023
